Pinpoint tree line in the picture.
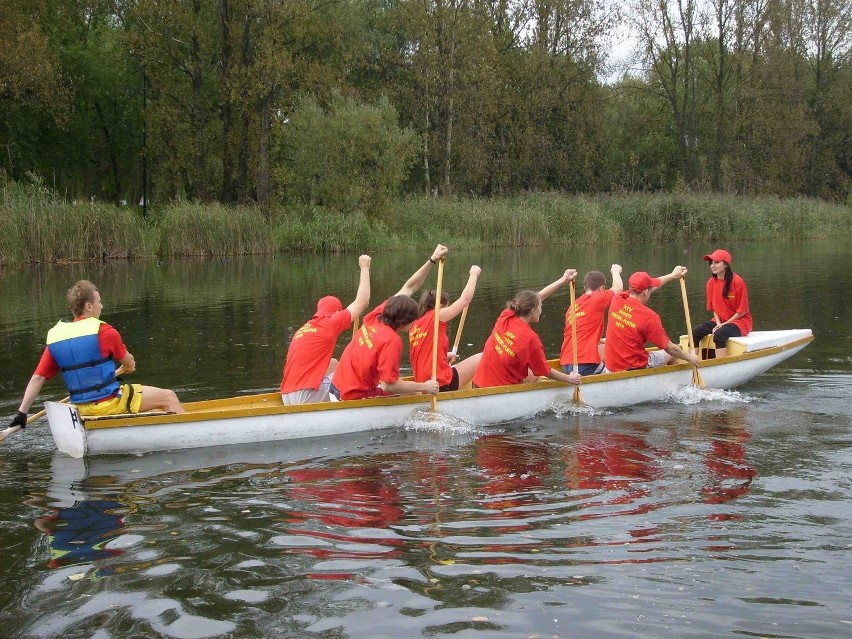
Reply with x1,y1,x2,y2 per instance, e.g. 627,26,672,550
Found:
1,0,849,215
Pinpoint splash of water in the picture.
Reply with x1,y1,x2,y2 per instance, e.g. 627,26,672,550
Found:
666,385,752,405
402,406,486,435
550,398,612,418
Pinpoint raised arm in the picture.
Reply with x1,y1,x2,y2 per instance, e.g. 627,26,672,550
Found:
538,269,577,302
609,264,624,293
438,265,481,322
396,244,449,297
652,265,687,291
345,255,372,319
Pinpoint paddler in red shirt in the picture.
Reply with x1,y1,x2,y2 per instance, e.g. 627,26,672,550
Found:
280,255,372,404
409,264,482,391
330,245,448,400
472,269,583,388
560,264,623,376
691,249,752,358
603,267,700,373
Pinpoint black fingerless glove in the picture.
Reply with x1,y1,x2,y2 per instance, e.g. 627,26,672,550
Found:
9,411,27,429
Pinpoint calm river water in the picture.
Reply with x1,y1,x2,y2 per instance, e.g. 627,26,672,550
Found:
0,241,849,638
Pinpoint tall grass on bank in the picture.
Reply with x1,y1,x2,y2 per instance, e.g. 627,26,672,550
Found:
0,177,150,264
156,204,272,256
1,179,849,265
389,192,850,246
272,207,398,252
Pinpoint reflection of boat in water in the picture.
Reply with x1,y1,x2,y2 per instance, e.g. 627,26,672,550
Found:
45,330,812,457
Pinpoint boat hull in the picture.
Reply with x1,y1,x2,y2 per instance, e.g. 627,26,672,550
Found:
46,330,813,458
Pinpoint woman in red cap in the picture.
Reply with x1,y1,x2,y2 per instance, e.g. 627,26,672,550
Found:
691,249,752,358
280,255,372,404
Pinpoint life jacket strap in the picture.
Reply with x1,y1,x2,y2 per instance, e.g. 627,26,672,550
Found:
71,376,118,395
59,354,114,373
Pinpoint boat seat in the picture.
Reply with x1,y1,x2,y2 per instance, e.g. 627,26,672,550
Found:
680,329,813,358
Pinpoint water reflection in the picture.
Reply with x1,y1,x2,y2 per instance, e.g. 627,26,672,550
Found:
3,401,844,638
35,498,127,572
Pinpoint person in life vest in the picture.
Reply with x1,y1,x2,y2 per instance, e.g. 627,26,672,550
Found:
280,255,372,404
603,267,700,373
560,264,623,376
330,245,448,400
691,249,752,358
473,269,583,388
5,280,183,430
409,264,482,391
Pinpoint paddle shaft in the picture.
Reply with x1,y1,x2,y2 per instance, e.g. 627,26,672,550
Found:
0,365,127,442
451,305,469,355
679,278,705,387
431,258,445,411
569,280,584,403
680,278,698,353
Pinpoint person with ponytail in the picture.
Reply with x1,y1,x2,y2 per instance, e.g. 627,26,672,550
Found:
691,249,752,358
473,270,583,389
330,245,448,401
409,265,482,391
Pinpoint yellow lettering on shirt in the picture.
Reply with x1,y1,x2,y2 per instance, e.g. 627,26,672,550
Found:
293,323,319,340
491,331,517,358
610,306,637,330
409,326,428,348
357,324,377,349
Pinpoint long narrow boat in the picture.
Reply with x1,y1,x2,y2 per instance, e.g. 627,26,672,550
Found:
45,330,812,458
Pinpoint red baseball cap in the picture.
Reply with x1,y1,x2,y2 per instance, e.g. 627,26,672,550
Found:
313,295,343,318
703,249,732,264
628,271,662,292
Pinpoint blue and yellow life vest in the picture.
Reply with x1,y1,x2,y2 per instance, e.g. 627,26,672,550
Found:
46,318,119,403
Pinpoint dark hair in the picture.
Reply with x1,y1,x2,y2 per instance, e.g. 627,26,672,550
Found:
67,280,99,317
418,289,450,316
380,295,421,330
506,290,540,318
583,271,606,292
723,267,734,299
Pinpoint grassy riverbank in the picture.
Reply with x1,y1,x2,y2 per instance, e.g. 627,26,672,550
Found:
1,184,848,265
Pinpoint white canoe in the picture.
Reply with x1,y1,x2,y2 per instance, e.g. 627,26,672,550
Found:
45,329,813,458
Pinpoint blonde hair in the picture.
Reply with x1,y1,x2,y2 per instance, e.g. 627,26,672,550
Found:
67,280,98,317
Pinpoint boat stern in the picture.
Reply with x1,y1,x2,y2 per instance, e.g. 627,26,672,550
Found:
46,402,87,458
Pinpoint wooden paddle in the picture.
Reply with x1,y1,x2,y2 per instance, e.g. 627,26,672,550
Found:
352,314,360,339
450,304,469,357
569,280,586,404
679,277,706,388
0,365,126,443
430,258,445,411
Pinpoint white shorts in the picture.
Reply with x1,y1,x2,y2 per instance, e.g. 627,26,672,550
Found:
282,375,332,405
646,349,669,368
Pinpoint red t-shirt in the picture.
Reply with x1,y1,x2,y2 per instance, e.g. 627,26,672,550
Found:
331,301,402,400
473,309,551,388
560,289,615,365
603,292,670,372
706,274,752,335
34,320,127,380
408,310,451,385
280,309,352,393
